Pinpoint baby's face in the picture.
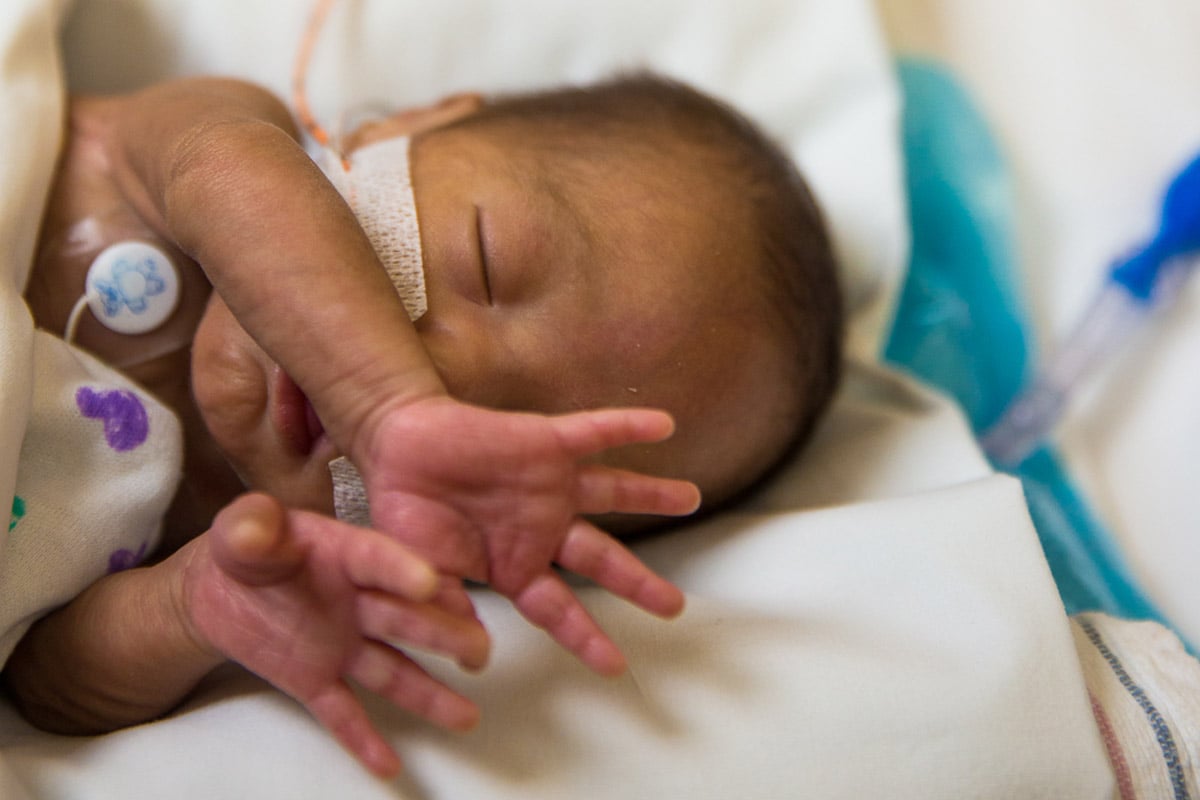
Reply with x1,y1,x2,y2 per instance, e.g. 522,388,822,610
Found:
192,109,790,517
407,123,750,418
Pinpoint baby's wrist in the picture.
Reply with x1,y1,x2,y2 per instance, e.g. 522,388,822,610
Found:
347,388,450,471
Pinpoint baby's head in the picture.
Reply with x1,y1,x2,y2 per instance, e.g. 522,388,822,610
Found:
401,74,842,516
196,74,841,525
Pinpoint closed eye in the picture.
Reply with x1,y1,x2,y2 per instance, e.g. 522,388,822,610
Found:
474,205,494,306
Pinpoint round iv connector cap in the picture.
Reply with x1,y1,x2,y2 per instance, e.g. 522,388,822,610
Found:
85,241,181,335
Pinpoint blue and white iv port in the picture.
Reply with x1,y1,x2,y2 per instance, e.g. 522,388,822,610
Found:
85,241,181,335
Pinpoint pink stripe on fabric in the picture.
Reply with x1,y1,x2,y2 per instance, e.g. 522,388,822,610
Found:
1090,689,1139,800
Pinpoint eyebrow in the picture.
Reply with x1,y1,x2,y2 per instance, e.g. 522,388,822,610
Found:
535,163,604,288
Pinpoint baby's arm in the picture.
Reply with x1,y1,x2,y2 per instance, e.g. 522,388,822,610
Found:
92,78,442,441
3,494,487,778
97,78,699,670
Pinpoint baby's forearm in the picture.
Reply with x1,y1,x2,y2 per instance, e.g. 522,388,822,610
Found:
1,547,222,734
96,79,445,460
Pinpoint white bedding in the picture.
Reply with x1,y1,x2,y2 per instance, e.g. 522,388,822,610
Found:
0,0,1165,796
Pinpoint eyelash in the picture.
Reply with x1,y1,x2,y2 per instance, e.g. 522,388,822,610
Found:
474,205,494,306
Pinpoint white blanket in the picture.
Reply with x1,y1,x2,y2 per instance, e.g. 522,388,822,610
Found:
0,1,1126,797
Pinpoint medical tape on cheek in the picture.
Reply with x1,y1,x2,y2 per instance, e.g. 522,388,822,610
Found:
317,136,427,527
317,135,428,320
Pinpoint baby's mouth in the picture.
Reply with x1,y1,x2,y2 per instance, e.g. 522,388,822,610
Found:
272,367,326,456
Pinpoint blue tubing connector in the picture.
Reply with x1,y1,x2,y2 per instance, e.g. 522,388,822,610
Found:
982,147,1200,468
1110,149,1200,301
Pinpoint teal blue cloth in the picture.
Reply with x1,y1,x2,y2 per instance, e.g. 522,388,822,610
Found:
884,58,1170,627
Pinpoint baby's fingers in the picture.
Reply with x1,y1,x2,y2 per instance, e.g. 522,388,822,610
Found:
305,680,403,779
295,515,440,603
511,573,627,677
357,591,490,671
339,536,439,604
209,493,305,587
432,576,478,618
346,640,480,732
558,520,686,619
550,408,678,457
577,466,701,517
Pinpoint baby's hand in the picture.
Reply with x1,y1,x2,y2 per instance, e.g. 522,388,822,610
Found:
181,493,488,778
357,397,700,676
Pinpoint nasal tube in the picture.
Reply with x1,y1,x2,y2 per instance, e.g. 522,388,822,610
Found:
980,149,1200,468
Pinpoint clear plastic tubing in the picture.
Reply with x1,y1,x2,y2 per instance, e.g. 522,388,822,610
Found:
981,149,1200,469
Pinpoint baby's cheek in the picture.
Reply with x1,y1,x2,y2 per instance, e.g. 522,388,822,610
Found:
414,318,507,407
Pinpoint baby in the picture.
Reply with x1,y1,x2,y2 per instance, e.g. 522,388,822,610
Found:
6,73,841,775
